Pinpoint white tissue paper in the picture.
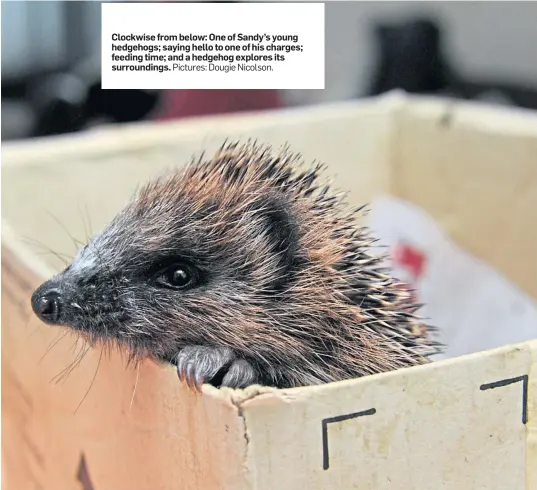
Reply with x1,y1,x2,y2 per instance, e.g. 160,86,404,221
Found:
368,195,537,360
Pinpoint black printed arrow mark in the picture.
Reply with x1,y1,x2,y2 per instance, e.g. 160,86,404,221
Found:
321,408,376,470
480,375,529,424
77,453,96,490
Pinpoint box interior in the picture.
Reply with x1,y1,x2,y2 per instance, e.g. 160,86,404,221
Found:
2,93,536,490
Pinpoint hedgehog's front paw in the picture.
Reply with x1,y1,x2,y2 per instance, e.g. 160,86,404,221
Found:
220,358,258,389
175,345,258,392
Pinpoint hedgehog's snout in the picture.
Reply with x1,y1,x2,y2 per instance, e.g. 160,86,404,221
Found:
31,262,129,334
31,285,62,325
31,272,91,327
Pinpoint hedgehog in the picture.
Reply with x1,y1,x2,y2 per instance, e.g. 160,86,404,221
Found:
31,141,440,391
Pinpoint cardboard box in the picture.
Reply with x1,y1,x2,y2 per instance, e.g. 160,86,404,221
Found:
2,92,536,490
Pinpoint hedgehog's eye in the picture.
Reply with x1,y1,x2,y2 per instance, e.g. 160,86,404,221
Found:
155,263,196,290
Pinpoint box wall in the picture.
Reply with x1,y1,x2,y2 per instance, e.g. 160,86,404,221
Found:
391,97,537,300
1,246,252,490
240,340,536,490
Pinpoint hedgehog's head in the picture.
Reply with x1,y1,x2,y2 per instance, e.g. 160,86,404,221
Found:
30,143,336,361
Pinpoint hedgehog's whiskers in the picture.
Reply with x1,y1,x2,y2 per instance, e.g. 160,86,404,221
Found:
78,203,94,243
39,330,70,364
20,236,72,267
129,364,141,412
74,346,104,415
44,209,85,253
51,338,90,385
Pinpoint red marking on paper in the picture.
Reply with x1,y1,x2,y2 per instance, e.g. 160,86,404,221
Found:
392,242,427,281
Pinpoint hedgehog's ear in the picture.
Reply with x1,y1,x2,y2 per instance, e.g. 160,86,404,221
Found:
256,194,300,292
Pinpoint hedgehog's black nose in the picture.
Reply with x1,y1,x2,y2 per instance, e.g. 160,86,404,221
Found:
31,288,62,324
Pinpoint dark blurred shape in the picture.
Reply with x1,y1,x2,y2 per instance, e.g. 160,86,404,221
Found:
30,72,88,136
368,16,537,110
31,80,159,137
369,18,450,95
85,86,158,124
26,57,160,137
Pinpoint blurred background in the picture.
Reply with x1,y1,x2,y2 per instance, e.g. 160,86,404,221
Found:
2,1,537,141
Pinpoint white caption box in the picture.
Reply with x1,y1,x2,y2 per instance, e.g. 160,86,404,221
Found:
101,2,325,90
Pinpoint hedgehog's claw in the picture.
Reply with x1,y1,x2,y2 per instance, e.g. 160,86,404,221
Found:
184,362,201,393
176,345,236,392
